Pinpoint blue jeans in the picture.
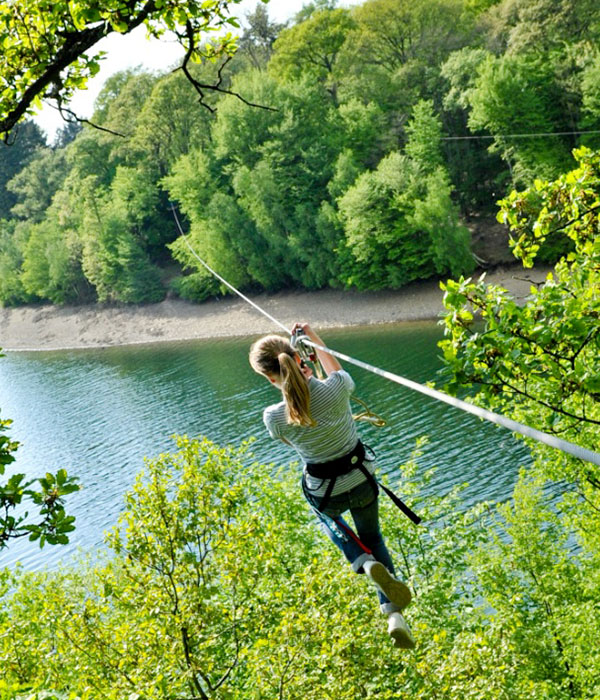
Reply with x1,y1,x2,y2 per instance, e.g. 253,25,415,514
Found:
311,477,400,614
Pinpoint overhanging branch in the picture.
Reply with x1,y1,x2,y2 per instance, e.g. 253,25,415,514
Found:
0,0,159,139
52,99,127,138
177,20,278,114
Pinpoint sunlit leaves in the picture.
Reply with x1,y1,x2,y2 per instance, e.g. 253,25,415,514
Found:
440,147,600,484
0,411,79,549
338,102,473,289
0,0,245,136
2,435,599,696
468,53,573,184
269,8,356,97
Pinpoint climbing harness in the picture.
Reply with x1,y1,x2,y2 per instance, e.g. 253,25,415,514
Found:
303,440,421,525
169,203,600,470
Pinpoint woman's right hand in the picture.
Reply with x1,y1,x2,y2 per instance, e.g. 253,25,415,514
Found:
292,322,312,338
292,323,342,374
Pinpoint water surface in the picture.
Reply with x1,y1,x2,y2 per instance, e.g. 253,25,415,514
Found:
0,322,531,570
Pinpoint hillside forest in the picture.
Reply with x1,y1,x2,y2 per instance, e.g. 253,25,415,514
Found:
1,0,600,307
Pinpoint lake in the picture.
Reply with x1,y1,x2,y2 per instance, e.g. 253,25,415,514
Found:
0,321,531,570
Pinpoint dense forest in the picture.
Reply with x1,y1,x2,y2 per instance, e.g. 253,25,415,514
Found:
1,0,600,307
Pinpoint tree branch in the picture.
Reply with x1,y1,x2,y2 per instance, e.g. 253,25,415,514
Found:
181,625,210,700
1,1,159,138
177,20,278,114
51,100,127,138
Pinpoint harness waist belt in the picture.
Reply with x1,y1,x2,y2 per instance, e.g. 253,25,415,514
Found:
304,440,421,525
305,440,366,479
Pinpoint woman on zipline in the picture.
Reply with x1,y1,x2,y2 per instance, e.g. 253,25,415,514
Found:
249,322,415,649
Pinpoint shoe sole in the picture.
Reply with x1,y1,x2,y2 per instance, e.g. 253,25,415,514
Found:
390,627,416,650
368,562,412,610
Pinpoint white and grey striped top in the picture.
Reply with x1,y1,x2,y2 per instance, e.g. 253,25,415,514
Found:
263,370,375,497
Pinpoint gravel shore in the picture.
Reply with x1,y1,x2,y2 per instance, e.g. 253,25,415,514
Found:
0,265,550,351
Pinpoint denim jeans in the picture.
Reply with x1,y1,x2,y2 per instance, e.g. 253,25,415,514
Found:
311,477,400,614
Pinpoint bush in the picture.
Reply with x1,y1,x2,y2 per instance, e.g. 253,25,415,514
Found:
1,435,598,698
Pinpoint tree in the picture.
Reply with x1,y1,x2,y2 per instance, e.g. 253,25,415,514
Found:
212,70,282,168
233,82,347,288
347,0,469,73
92,70,158,140
440,47,506,215
335,0,472,137
3,434,600,697
0,399,79,549
337,153,428,288
293,0,339,24
165,148,253,298
338,102,473,289
404,99,445,171
53,120,83,149
0,0,245,138
168,72,348,292
439,147,600,488
239,3,286,70
0,121,47,217
129,69,217,176
0,220,31,306
7,148,69,223
79,175,164,304
481,0,600,55
580,51,600,150
468,53,573,185
20,217,86,305
269,8,356,104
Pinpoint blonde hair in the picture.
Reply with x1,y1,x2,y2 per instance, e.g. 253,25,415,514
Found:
249,334,316,427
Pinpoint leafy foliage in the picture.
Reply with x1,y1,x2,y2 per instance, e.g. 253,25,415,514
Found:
2,4,600,696
1,0,599,307
468,53,573,184
337,102,473,288
440,147,600,486
1,435,599,698
0,0,246,137
269,7,356,103
0,386,79,549
0,121,47,217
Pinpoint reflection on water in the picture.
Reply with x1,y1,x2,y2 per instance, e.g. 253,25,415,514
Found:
0,322,531,570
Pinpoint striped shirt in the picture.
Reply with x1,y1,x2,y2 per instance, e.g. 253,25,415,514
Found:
263,370,375,497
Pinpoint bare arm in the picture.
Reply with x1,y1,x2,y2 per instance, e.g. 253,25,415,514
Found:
292,323,342,376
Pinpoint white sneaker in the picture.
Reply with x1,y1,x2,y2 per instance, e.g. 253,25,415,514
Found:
363,560,412,610
388,612,416,649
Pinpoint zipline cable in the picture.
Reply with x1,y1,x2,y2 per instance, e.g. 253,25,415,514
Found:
170,204,600,468
171,204,289,334
297,335,600,467
441,129,600,141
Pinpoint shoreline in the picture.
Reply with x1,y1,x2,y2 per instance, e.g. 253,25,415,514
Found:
0,265,549,352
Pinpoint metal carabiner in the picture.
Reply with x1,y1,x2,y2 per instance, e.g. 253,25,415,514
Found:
290,330,312,360
290,330,323,378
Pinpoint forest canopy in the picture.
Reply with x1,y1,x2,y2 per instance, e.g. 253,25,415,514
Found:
1,0,600,306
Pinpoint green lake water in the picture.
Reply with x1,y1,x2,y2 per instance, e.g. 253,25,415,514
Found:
0,321,531,570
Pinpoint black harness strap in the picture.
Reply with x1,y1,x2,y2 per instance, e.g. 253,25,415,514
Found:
304,441,421,525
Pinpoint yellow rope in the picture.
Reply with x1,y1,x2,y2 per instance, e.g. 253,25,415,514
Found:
351,396,387,428
295,339,386,428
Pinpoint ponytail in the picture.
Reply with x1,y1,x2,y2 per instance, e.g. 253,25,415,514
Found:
278,352,316,427
249,335,316,427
